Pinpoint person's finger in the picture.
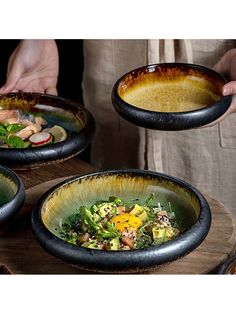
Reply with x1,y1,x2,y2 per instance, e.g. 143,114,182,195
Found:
45,87,58,95
222,81,236,96
0,81,19,94
0,58,25,94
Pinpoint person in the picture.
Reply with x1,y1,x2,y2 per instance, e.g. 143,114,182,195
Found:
0,40,59,95
1,39,236,217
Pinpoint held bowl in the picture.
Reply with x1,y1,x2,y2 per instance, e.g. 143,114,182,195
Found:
0,92,95,169
112,63,232,130
0,165,25,226
31,169,211,273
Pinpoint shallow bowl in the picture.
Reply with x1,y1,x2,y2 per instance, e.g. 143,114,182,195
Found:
31,169,211,273
112,63,232,130
0,165,25,226
0,92,95,169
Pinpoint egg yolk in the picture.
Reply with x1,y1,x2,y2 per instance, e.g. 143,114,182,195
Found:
110,213,142,232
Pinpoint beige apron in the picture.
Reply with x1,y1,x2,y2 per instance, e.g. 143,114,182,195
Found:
82,39,236,216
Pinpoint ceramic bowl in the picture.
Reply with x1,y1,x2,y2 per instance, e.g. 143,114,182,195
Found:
217,255,236,274
0,92,95,169
0,165,25,226
31,169,211,273
112,63,232,130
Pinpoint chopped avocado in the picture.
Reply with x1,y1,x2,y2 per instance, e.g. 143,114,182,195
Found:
130,204,148,222
108,237,120,251
152,227,167,240
98,203,113,218
152,226,179,244
138,210,148,222
130,204,144,216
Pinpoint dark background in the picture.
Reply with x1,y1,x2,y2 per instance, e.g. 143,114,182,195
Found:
0,39,90,162
0,39,84,102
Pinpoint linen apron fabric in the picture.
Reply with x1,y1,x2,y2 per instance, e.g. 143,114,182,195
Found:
82,39,236,216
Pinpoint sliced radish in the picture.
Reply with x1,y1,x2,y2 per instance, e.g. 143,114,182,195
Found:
29,132,52,146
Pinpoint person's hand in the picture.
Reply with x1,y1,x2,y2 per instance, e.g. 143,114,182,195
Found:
205,48,236,127
0,39,59,95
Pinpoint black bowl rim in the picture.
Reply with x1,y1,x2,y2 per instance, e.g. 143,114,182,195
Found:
0,92,95,166
31,169,211,272
217,255,236,274
112,62,232,130
0,164,25,225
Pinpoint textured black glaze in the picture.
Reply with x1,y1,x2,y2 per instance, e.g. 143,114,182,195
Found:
217,255,236,274
0,93,95,168
112,63,232,130
31,169,212,273
0,165,25,226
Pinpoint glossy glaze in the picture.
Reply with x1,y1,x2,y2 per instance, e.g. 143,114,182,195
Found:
0,92,95,169
31,169,211,273
0,165,25,226
112,63,232,130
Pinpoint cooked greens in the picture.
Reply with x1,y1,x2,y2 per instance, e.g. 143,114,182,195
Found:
58,194,182,251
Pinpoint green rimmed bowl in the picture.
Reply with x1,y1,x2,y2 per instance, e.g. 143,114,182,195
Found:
0,165,25,226
31,169,211,273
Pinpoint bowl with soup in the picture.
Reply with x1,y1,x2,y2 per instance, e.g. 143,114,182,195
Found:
112,63,232,130
0,165,25,226
31,169,211,273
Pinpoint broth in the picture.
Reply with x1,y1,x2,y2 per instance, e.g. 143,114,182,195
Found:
123,80,220,112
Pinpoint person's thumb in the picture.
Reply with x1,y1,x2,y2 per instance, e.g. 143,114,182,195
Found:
45,87,58,96
222,81,236,96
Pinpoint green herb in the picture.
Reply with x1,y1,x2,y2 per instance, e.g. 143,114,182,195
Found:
6,135,26,148
0,125,7,136
6,123,24,133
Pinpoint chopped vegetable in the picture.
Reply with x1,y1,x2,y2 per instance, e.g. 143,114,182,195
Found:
58,194,182,251
0,109,68,149
45,125,67,143
29,132,52,146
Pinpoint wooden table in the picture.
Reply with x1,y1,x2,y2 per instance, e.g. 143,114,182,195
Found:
0,157,235,274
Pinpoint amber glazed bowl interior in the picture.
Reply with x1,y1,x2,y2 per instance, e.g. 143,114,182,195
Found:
112,63,232,130
0,92,95,169
31,169,211,273
0,165,25,226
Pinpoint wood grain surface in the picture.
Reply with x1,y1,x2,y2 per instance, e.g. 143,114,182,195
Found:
0,158,235,274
